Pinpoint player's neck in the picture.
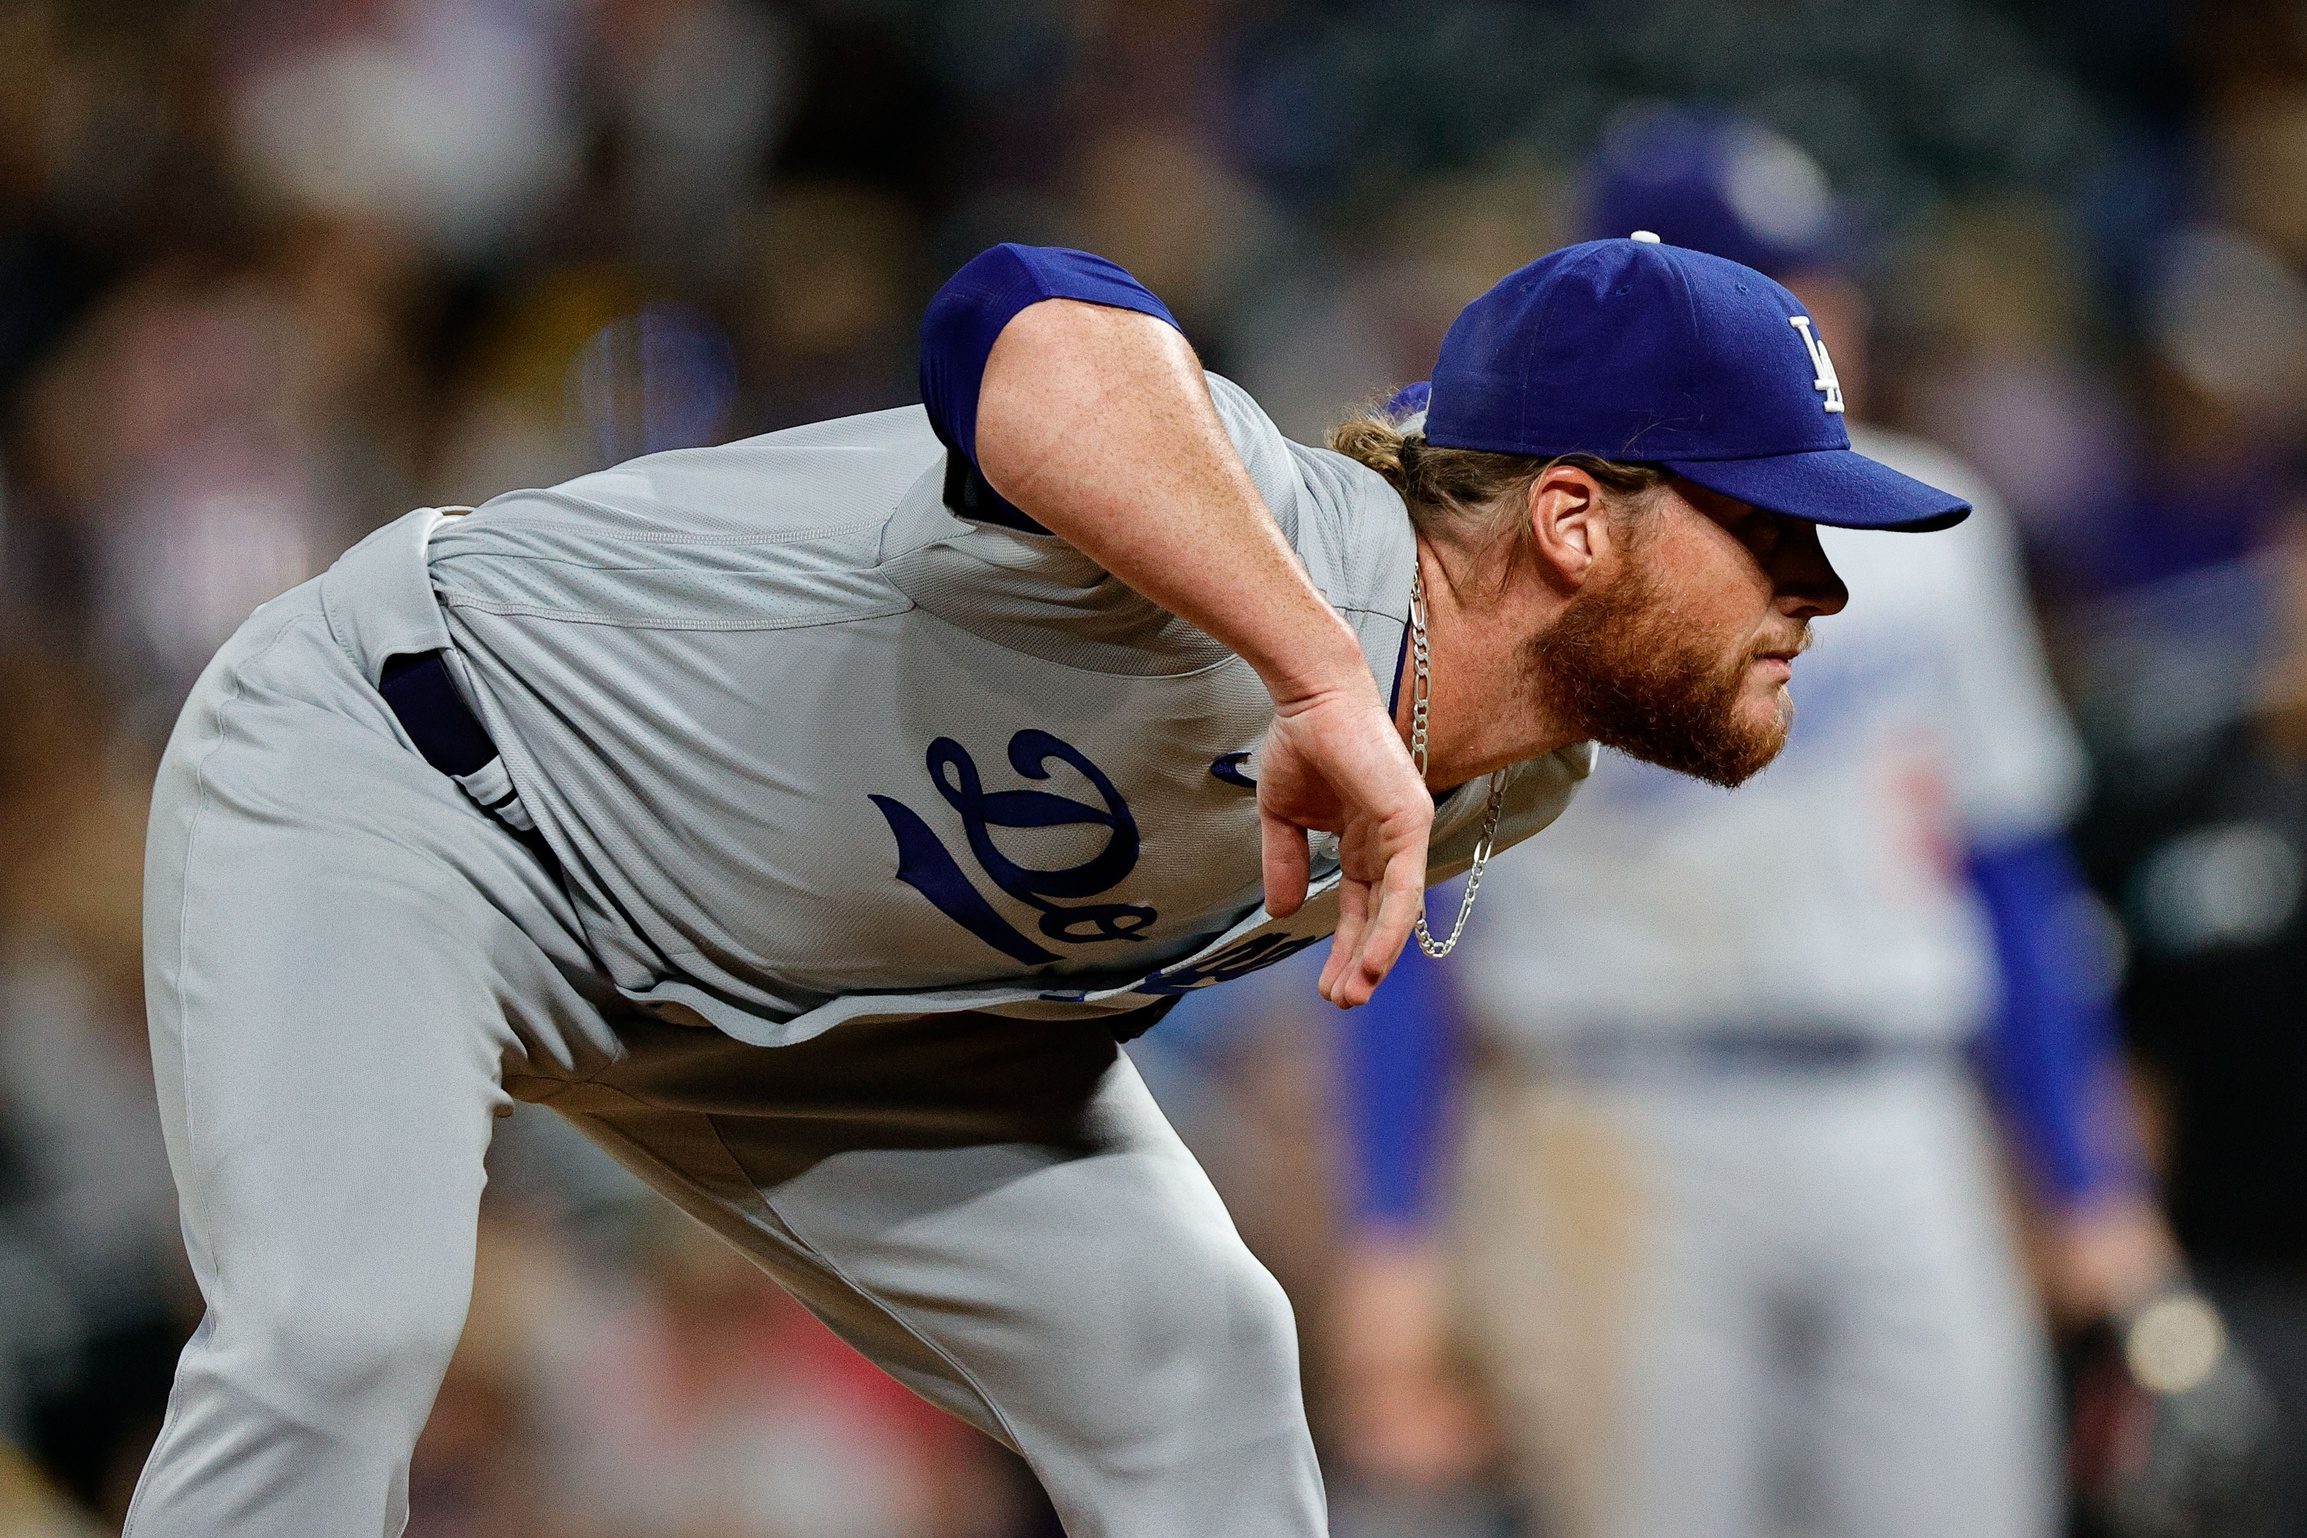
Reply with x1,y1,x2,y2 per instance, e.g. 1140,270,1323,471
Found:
1396,538,1583,788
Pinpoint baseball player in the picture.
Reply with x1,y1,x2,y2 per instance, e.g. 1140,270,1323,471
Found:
1325,112,2181,1538
125,235,1964,1537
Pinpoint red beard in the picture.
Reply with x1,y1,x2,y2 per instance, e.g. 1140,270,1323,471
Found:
1530,536,1798,789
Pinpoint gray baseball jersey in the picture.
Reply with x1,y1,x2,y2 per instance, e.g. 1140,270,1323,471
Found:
428,375,1591,1046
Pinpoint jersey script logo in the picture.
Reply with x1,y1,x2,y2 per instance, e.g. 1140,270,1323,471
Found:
870,732,1156,966
1136,932,1322,994
1210,751,1257,789
1787,315,1846,413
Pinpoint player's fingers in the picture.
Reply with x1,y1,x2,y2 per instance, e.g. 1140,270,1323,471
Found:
1347,845,1425,1004
1319,884,1357,998
1331,808,1430,1006
1325,856,1380,1006
1330,896,1393,1008
1322,878,1370,1004
1260,804,1310,919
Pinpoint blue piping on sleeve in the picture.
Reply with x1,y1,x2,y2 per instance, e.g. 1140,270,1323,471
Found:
1339,936,1462,1232
1969,831,2147,1209
919,244,1180,532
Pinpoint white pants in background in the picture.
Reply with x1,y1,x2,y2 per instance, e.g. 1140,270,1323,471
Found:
1455,1055,2059,1538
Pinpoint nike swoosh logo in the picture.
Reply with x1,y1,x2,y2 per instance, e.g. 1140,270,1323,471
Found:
1210,752,1256,790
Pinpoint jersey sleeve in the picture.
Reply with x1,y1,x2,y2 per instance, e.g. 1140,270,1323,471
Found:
1969,831,2148,1209
919,243,1180,533
1200,371,1326,553
1928,487,2090,842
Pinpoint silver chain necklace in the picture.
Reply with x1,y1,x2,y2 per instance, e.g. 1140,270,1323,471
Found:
1409,565,1508,959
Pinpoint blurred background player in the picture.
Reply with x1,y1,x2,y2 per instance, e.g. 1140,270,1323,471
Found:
1320,108,2191,1538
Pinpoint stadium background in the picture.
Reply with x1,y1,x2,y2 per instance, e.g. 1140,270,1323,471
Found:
0,0,2302,1533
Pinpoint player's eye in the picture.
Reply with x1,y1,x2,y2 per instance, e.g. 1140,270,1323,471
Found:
1740,513,1790,562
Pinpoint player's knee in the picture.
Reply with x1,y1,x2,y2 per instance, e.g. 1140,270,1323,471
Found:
227,1281,470,1443
1109,1228,1304,1424
1030,1240,1317,1530
1218,1253,1302,1383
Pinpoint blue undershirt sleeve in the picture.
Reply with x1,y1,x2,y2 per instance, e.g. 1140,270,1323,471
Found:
1969,830,2146,1209
1338,943,1463,1233
919,243,1181,532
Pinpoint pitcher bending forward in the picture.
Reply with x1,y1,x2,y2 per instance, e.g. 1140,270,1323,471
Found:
128,235,1965,1537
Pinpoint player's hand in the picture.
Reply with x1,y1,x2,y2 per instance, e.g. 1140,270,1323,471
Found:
1325,1235,1496,1487
2043,1193,2185,1327
1255,671,1432,1007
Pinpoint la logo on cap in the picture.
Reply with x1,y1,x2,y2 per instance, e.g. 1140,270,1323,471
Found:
1786,316,1845,413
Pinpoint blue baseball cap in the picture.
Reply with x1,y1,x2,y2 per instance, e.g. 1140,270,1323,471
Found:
1582,105,1846,277
1424,236,1968,531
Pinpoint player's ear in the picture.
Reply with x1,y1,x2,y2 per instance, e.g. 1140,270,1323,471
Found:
1525,464,1610,592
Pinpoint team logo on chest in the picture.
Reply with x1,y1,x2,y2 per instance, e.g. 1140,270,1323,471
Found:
1787,315,1846,414
870,731,1157,966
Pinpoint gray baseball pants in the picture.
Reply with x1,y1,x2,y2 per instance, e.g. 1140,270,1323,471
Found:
1455,1057,2058,1538
123,531,1322,1537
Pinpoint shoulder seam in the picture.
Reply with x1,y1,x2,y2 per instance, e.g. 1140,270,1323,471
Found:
436,593,918,633
442,517,885,549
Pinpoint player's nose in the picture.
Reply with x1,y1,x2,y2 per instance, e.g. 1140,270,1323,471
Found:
1773,520,1848,620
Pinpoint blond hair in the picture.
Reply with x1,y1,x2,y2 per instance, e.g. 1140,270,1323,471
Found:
1328,408,1668,567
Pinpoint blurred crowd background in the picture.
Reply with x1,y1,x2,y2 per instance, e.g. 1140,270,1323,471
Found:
3,0,2307,1534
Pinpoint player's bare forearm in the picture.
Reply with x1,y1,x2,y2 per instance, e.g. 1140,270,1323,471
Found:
974,298,1432,1005
973,300,1367,703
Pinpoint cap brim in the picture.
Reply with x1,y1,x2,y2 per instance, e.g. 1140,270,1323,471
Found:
1661,446,1971,531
